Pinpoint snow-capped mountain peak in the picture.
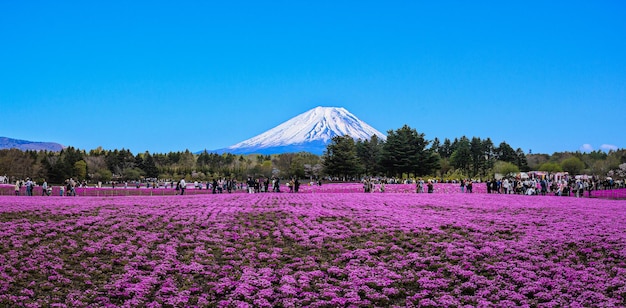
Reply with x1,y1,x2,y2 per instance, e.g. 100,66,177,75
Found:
223,106,386,154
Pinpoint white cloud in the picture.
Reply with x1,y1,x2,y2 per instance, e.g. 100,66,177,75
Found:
600,144,619,151
579,144,594,152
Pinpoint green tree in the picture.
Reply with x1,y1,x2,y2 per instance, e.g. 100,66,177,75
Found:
74,160,87,180
470,137,484,177
496,142,517,163
431,137,441,154
538,162,563,173
292,152,320,178
123,167,145,181
258,160,274,178
482,138,496,175
439,138,453,158
537,162,563,173
272,153,296,178
515,148,530,171
106,149,135,177
437,155,452,177
561,156,585,175
0,149,36,180
493,161,520,177
355,135,383,176
322,135,362,179
178,150,196,171
141,152,159,178
450,136,471,175
380,125,439,177
526,153,550,170
93,168,112,183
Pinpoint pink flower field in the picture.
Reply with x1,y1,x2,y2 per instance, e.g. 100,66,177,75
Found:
1,193,625,307
1,183,477,196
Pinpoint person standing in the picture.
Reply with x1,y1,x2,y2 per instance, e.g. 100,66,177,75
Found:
502,179,510,194
577,180,584,198
273,177,281,192
25,178,33,196
212,178,218,194
69,178,76,196
253,178,258,193
14,180,20,196
243,177,251,193
587,180,594,198
42,180,48,196
179,178,186,195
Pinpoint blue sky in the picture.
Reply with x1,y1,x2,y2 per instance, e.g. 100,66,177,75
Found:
1,1,624,154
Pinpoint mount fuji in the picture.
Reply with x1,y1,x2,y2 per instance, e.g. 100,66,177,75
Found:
214,106,386,155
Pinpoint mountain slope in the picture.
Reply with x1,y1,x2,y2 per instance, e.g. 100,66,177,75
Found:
0,137,64,151
218,106,386,154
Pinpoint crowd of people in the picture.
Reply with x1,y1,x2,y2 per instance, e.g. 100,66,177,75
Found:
11,178,78,196
4,173,624,198
484,177,613,198
166,176,305,195
361,178,436,194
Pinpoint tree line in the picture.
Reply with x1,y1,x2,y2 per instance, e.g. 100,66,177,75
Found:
322,125,626,181
1,124,624,184
0,147,321,185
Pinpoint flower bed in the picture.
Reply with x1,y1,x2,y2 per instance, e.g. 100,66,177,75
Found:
2,183,624,199
0,182,486,196
0,193,625,306
592,188,626,199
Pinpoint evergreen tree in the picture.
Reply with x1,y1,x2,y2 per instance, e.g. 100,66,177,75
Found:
439,138,453,158
450,136,471,174
355,135,383,176
515,148,530,171
196,150,211,167
142,152,159,178
381,125,439,177
470,137,484,177
322,135,362,180
450,138,460,156
482,138,496,175
496,142,517,163
431,137,441,154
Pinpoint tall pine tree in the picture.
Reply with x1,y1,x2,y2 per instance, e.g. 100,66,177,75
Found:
322,135,362,180
381,125,439,177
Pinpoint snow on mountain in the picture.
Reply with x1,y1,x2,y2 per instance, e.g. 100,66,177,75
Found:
220,106,386,154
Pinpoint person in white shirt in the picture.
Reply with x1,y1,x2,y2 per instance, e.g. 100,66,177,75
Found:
179,178,186,195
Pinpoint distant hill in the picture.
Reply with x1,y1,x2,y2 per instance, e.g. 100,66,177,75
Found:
210,106,386,155
0,137,64,152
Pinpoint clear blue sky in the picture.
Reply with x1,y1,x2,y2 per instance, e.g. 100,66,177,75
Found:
1,1,624,154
